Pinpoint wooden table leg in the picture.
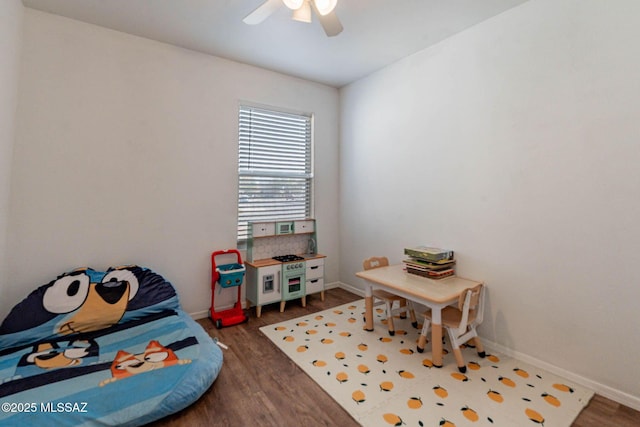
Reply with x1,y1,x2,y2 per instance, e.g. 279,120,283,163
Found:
364,295,374,331
431,307,444,367
431,323,443,367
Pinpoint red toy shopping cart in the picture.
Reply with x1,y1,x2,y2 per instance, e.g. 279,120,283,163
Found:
210,249,248,329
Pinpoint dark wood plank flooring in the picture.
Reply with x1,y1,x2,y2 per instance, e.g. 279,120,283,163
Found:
148,288,640,427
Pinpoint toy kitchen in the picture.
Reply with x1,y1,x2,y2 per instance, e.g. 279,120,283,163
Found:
245,219,325,317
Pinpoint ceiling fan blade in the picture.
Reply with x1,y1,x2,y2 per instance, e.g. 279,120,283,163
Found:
292,2,312,23
243,0,282,25
317,9,343,37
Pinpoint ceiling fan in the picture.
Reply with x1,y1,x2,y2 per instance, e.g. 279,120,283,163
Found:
243,0,343,37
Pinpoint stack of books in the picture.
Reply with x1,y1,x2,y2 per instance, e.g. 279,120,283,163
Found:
403,246,455,279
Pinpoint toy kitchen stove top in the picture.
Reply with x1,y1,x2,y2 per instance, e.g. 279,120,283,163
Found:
272,254,305,263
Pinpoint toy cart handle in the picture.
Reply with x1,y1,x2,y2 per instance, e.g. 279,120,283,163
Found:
211,249,243,284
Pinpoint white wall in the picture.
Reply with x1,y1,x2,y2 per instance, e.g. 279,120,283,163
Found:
340,0,640,408
0,0,23,318
6,0,640,411
4,9,339,319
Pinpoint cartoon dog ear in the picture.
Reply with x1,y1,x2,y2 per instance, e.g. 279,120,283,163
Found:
113,350,136,371
26,342,60,363
102,268,139,301
43,272,91,314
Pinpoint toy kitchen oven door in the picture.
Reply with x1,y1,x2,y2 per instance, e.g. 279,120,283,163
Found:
273,255,306,312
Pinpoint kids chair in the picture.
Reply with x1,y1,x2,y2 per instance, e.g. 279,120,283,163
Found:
418,284,486,373
363,256,418,336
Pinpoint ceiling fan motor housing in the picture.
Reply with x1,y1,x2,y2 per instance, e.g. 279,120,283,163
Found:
284,0,337,16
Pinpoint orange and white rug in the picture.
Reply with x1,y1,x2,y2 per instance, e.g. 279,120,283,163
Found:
260,299,593,426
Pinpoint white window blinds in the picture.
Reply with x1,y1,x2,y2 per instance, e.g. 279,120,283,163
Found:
237,105,313,241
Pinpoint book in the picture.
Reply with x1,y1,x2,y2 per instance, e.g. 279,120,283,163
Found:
403,258,456,271
404,246,454,262
406,266,455,279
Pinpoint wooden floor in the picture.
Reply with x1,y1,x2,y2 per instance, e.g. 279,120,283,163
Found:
148,288,639,427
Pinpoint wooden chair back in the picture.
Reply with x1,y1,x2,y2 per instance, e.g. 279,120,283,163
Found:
455,284,484,333
363,256,389,271
458,284,483,311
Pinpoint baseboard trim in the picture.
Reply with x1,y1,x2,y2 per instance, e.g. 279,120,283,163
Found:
337,281,365,297
190,309,209,320
482,339,640,411
323,281,341,290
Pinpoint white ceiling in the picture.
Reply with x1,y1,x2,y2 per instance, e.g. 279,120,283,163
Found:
22,0,529,88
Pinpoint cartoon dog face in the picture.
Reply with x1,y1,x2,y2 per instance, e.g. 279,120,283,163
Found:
16,339,99,376
43,268,139,335
1,265,178,353
100,340,191,386
26,342,85,369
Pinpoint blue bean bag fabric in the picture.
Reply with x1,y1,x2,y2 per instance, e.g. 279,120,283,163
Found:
0,265,223,426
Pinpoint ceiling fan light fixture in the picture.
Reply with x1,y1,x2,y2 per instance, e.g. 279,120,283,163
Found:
292,2,312,23
313,0,337,16
244,0,342,37
282,0,305,10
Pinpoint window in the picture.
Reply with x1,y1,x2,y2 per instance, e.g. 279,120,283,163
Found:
237,105,313,242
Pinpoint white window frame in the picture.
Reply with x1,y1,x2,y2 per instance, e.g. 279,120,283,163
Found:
237,104,314,243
